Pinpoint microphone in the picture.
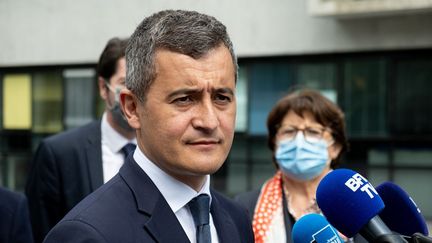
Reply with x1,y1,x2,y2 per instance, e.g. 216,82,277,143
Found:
376,182,429,237
292,213,343,243
316,168,406,242
410,233,432,243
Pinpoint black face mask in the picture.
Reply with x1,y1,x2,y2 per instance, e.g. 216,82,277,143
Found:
105,81,134,132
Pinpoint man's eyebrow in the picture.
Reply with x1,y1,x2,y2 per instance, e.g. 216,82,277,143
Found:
167,87,235,100
167,88,203,100
212,87,234,96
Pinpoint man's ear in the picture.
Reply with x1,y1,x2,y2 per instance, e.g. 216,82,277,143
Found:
98,77,108,100
120,89,141,129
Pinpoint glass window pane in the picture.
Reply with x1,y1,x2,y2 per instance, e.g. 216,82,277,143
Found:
250,137,274,189
342,58,387,137
393,59,432,135
394,149,432,167
32,71,63,133
394,169,432,219
368,149,389,166
248,62,294,135
368,168,389,187
297,62,338,103
3,74,32,130
1,152,29,191
63,69,96,129
298,62,336,88
226,135,249,196
236,66,248,132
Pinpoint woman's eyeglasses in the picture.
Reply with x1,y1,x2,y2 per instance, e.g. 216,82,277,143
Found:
276,126,328,144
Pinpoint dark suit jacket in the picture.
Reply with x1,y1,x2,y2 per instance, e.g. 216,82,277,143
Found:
0,187,34,243
26,120,104,243
44,156,255,243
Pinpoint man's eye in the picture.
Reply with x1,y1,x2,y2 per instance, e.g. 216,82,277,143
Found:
173,96,193,105
214,94,231,103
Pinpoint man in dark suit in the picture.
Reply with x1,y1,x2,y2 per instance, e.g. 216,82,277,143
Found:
0,186,34,243
44,10,254,243
26,37,137,243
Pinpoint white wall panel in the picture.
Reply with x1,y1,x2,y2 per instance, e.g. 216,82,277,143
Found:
1,0,432,66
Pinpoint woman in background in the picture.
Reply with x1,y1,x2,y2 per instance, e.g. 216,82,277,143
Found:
236,89,349,243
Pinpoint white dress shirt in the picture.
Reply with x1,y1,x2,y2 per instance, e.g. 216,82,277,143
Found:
101,113,137,183
133,148,220,243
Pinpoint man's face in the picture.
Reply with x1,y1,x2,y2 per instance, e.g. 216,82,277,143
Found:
134,46,236,189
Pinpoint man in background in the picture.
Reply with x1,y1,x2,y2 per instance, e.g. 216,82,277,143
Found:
43,10,254,243
0,186,33,243
26,37,137,242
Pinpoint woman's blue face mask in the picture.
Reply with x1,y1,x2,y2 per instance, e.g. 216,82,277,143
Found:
275,132,329,181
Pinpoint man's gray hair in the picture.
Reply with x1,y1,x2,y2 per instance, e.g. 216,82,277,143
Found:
126,9,237,103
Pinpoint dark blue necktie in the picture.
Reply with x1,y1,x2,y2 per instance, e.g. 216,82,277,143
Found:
188,194,211,243
121,143,136,158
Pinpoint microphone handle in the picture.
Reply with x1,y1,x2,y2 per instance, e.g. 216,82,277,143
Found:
359,216,406,243
374,234,409,243
410,233,432,243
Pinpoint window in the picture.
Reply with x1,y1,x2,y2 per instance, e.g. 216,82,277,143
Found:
3,74,32,130
297,62,338,103
63,69,96,129
392,59,432,135
342,58,387,137
32,71,63,133
248,61,294,135
235,67,248,132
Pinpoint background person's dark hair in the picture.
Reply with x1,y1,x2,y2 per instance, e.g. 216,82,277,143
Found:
126,9,237,103
97,37,128,80
267,89,349,168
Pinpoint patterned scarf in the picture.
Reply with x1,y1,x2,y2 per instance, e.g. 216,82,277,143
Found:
252,170,348,243
252,171,286,243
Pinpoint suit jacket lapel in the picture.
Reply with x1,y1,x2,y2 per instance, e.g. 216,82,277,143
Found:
120,156,190,243
211,193,242,243
144,196,191,243
85,120,104,191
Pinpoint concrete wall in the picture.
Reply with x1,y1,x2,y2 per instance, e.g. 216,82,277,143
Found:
1,0,432,66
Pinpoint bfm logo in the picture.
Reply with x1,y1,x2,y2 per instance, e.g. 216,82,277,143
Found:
345,173,378,199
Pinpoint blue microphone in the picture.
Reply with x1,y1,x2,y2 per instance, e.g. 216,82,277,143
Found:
376,181,429,236
292,213,343,243
316,169,406,242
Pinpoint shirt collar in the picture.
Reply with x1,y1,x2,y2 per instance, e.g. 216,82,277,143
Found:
133,148,212,213
101,112,137,152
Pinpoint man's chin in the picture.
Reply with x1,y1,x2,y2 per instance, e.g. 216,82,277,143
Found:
188,162,224,176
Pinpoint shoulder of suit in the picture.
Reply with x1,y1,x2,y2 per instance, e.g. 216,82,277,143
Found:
234,189,260,206
60,175,124,222
212,190,245,211
44,120,101,144
0,187,25,214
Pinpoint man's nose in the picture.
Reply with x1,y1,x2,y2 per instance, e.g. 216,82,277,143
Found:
191,101,219,131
